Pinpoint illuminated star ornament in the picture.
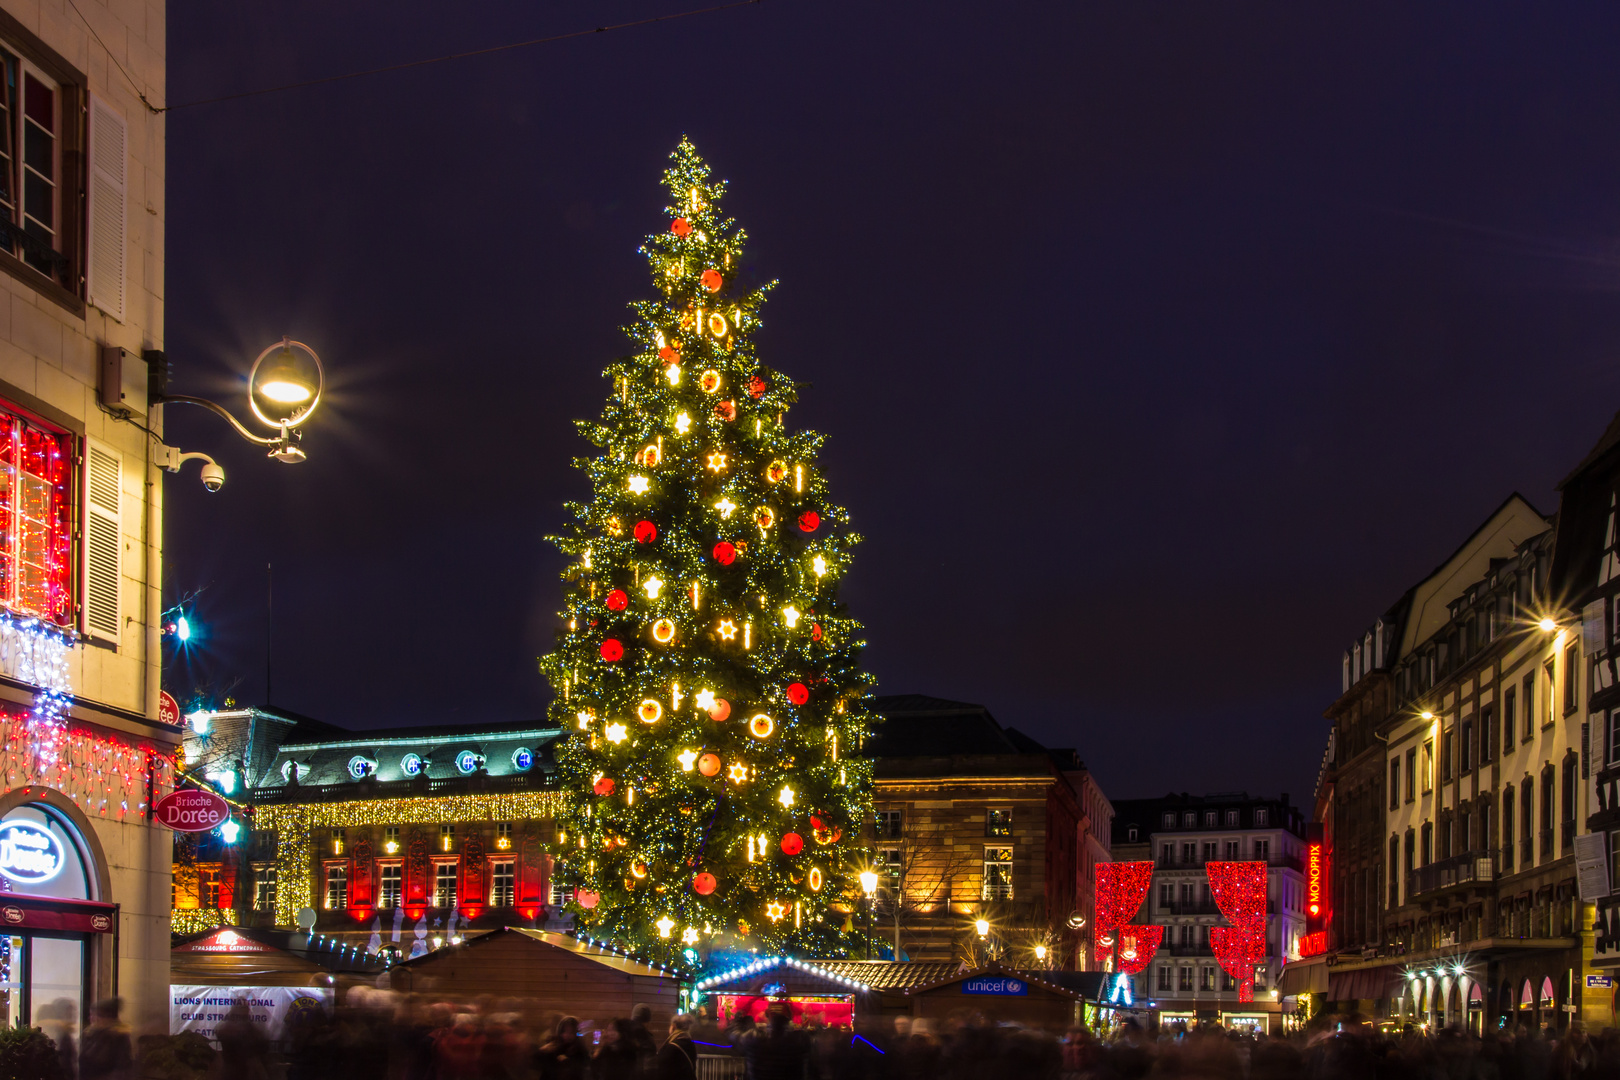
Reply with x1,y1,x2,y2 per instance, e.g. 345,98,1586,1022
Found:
627,475,650,494
714,498,737,518
675,411,692,434
727,762,750,784
765,901,787,923
716,620,738,641
812,555,827,577
695,688,717,711
605,723,628,744
706,452,728,472
778,785,795,808
682,927,700,945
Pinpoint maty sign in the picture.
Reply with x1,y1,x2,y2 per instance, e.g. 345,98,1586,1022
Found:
155,789,230,832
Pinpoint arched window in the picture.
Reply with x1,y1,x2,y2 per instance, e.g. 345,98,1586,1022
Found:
0,802,92,900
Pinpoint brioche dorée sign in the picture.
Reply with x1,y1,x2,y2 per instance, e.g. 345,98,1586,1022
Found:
154,788,230,832
158,690,182,728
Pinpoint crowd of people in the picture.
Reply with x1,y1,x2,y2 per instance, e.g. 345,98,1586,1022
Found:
32,990,1620,1080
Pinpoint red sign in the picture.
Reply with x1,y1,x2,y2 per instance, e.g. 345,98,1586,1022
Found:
175,928,274,954
158,691,182,728
154,788,230,832
1305,840,1327,934
0,894,117,934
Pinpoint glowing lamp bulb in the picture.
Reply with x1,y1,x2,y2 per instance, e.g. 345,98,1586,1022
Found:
974,918,990,937
1538,617,1557,632
176,615,191,642
219,820,240,844
859,870,878,897
677,749,698,772
1420,711,1434,721
1035,944,1047,961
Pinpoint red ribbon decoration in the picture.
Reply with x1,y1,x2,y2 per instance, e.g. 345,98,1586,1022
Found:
1206,861,1268,1001
1115,924,1164,975
1094,861,1154,933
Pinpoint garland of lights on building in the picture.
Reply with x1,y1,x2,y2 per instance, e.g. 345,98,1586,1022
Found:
537,138,876,965
1206,860,1268,1001
254,791,566,927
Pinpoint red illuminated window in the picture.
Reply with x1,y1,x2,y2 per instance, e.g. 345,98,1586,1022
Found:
0,410,71,624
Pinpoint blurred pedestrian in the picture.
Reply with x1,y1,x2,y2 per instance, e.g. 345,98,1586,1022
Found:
537,1015,589,1080
78,998,133,1080
656,1014,697,1080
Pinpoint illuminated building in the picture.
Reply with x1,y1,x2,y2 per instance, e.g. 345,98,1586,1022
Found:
1111,793,1307,1033
867,696,1111,968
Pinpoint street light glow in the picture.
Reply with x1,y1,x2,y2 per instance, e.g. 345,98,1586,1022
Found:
1539,617,1557,632
975,918,990,937
859,870,878,897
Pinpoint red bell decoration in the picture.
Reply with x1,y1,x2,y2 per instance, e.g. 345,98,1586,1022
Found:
593,777,616,796
798,511,820,532
698,753,721,777
671,218,691,237
714,400,736,422
713,541,736,565
605,589,629,611
781,832,804,855
749,375,767,399
599,639,624,662
786,682,809,705
708,698,731,722
658,346,680,364
634,520,657,544
577,890,600,909
693,872,717,895
700,269,723,292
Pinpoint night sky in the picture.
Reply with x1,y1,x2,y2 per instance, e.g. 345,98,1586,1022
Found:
161,3,1620,804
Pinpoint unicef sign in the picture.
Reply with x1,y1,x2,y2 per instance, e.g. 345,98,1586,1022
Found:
0,821,64,885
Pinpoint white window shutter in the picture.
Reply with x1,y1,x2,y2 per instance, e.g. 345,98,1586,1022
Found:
86,95,127,322
81,439,121,643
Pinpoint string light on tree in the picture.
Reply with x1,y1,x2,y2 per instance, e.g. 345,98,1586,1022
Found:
539,138,875,965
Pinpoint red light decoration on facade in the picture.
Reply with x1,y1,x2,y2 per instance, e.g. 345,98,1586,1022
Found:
1115,924,1164,975
1206,860,1267,1002
1094,861,1154,933
1299,931,1327,957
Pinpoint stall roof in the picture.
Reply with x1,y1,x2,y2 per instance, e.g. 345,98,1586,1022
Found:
388,926,685,980
808,960,965,991
695,955,876,995
170,925,387,984
906,961,1084,1000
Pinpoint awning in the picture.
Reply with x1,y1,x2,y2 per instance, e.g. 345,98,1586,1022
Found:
1328,966,1401,1002
1276,958,1327,996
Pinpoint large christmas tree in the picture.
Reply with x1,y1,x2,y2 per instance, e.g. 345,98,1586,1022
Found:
540,139,876,965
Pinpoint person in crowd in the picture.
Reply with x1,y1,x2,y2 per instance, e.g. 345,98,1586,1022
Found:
628,1003,660,1068
656,1013,698,1080
78,998,133,1080
536,1014,590,1080
591,1018,641,1080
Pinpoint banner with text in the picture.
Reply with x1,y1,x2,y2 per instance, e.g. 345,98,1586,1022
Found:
170,985,332,1044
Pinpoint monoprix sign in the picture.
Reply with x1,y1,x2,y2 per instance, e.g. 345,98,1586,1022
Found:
962,976,1027,996
0,821,64,884
154,789,231,832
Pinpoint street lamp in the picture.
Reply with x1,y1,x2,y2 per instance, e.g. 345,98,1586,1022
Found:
859,870,879,960
1035,943,1048,967
161,337,325,464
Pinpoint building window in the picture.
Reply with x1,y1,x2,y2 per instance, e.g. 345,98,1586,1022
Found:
490,859,515,906
982,847,1013,900
1254,808,1268,827
440,824,456,852
985,810,1012,837
1203,811,1216,827
495,821,513,851
1200,966,1217,991
1225,840,1239,859
1126,826,1138,842
1521,777,1535,863
1178,924,1191,946
1403,830,1415,879
1222,970,1236,992
1390,759,1401,809
1157,966,1172,991
1609,710,1620,766
1253,839,1270,861
378,864,402,909
1505,688,1517,753
384,826,401,854
433,863,458,908
0,45,82,297
1202,842,1217,861
1524,673,1536,739
1562,756,1577,853
1225,809,1238,826
1184,812,1196,827
1545,662,1556,727
877,810,903,838
1422,741,1434,792
878,846,902,893
1159,882,1174,907
200,868,220,908
1163,812,1175,828
1502,788,1515,872
1388,837,1400,906
549,878,570,907
1182,842,1196,863
1421,823,1433,866
1461,718,1472,772
331,828,345,855
1566,643,1580,715
324,864,348,910
1179,967,1193,991
1541,765,1555,858
1160,843,1172,865
1610,831,1620,895
1481,707,1495,764
254,866,277,912
0,411,73,625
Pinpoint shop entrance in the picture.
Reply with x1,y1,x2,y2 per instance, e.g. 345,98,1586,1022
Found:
2,931,88,1032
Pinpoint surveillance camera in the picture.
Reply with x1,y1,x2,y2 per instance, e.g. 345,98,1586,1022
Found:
200,462,225,493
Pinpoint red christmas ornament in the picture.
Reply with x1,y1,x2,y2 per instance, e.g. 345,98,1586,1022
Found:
780,832,804,856
714,400,736,422
749,375,767,399
605,589,629,611
599,639,624,662
810,624,823,642
671,217,692,237
693,872,717,895
700,269,723,292
713,541,736,565
634,520,657,544
708,698,731,722
577,890,600,909
786,682,809,705
593,777,616,796
798,511,820,532
658,346,680,364
809,814,824,831
698,753,721,777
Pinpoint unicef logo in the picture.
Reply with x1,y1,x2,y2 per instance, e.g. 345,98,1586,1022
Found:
1007,980,1024,993
0,821,63,885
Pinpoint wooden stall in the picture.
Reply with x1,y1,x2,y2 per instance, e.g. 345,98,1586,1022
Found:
386,927,685,1028
172,926,386,989
906,962,1082,1029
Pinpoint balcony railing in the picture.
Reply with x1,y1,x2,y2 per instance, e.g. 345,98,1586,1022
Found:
1155,901,1278,916
1154,855,1303,872
1407,850,1493,900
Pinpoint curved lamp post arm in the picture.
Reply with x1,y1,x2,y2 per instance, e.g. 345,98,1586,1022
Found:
160,395,276,446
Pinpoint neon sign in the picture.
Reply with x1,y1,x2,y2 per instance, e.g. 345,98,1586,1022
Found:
0,821,63,885
1305,840,1326,931
1107,972,1134,1007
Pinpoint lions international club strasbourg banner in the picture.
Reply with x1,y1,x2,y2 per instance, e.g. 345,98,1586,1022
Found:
170,985,332,1044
